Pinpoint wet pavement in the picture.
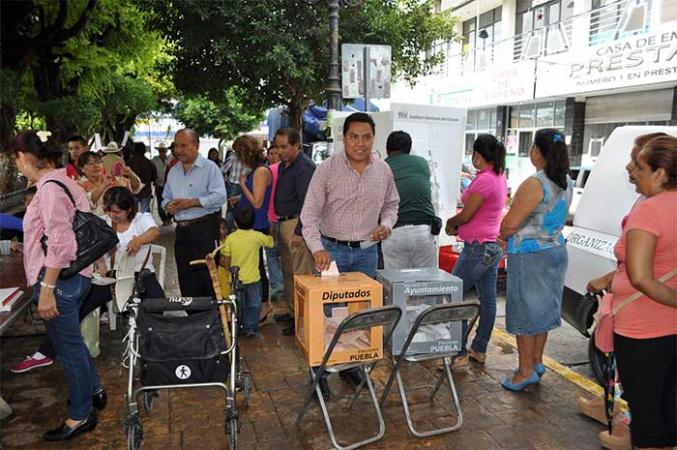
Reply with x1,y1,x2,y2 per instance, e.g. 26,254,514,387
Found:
1,227,606,449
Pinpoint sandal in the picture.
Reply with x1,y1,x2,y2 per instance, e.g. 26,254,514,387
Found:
258,304,273,326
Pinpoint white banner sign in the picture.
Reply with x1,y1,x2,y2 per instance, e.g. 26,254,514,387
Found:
536,22,677,97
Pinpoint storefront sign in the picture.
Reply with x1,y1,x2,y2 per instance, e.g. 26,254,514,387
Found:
536,21,677,97
436,60,536,108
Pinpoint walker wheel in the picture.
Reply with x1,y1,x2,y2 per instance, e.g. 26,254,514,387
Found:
242,371,252,408
142,391,157,413
126,413,143,450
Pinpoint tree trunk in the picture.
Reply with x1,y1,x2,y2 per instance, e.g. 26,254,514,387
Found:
0,103,16,152
33,60,79,145
288,94,309,141
0,103,20,195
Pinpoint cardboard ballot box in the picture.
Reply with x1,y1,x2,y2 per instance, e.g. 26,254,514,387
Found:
376,268,463,357
294,272,384,367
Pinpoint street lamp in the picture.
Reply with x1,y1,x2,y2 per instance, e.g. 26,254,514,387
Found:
303,0,364,110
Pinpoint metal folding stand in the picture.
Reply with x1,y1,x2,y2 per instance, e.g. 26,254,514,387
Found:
379,302,480,438
296,305,402,450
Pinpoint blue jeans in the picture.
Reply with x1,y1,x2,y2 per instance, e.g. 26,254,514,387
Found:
240,281,262,334
265,223,283,292
321,237,378,378
225,182,242,232
138,196,152,213
452,242,503,354
35,273,101,420
321,237,378,277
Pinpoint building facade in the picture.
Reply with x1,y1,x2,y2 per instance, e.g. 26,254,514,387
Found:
391,0,677,188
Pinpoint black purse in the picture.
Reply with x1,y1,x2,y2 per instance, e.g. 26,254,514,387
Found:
41,180,119,279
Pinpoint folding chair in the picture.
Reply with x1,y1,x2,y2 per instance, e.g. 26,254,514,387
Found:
379,301,480,438
296,305,402,450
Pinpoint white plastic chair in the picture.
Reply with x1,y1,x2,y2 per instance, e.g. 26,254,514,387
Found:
108,244,167,331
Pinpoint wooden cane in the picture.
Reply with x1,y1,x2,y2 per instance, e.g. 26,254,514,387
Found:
190,243,232,349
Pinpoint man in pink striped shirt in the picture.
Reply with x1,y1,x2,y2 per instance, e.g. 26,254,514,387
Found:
301,112,399,277
301,112,399,395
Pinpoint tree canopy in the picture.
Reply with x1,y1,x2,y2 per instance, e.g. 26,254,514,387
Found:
145,0,457,130
1,0,174,144
174,88,264,143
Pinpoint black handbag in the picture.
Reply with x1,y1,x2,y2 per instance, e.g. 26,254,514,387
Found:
41,180,119,279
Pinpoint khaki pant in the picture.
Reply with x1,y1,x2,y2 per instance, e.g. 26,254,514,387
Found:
277,218,315,315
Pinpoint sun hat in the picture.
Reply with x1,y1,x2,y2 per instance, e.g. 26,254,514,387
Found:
102,141,121,153
154,140,169,150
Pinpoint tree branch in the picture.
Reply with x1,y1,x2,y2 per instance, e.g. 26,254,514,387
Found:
54,0,98,43
48,0,69,38
38,5,47,35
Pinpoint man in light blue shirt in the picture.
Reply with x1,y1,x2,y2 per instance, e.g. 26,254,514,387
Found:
163,128,227,297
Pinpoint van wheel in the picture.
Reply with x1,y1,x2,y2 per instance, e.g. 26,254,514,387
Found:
588,337,606,386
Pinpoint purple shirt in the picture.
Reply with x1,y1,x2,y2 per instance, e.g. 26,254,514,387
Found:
23,169,93,285
458,169,507,243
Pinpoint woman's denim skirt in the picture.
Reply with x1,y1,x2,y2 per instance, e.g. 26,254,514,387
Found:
506,245,568,336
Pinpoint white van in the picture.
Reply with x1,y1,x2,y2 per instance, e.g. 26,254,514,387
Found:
562,125,677,383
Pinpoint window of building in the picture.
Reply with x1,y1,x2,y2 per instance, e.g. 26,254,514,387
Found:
465,108,497,136
463,6,502,70
465,133,476,155
510,106,520,129
589,0,652,45
516,0,574,59
462,19,476,55
554,100,566,127
518,131,533,156
466,110,477,131
519,104,535,128
536,102,554,127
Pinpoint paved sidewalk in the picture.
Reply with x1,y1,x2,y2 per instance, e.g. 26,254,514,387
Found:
0,229,605,449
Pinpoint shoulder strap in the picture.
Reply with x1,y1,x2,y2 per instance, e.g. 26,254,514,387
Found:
141,247,152,271
43,179,77,208
612,268,677,316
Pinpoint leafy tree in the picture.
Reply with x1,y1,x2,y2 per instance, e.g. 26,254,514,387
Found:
174,89,264,142
144,0,457,131
1,0,173,145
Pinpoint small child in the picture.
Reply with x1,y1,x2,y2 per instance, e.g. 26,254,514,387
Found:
217,218,232,298
220,206,274,337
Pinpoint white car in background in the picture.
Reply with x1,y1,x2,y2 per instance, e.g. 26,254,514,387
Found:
562,125,677,384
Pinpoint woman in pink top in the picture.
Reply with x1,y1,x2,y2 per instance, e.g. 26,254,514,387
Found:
261,144,284,320
445,134,507,365
592,136,676,450
580,132,667,449
10,132,102,441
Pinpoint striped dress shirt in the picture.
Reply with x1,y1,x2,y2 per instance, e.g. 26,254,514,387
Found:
301,152,400,254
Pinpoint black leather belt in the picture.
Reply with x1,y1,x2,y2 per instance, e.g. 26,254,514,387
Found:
175,213,219,228
277,214,298,223
321,235,363,248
